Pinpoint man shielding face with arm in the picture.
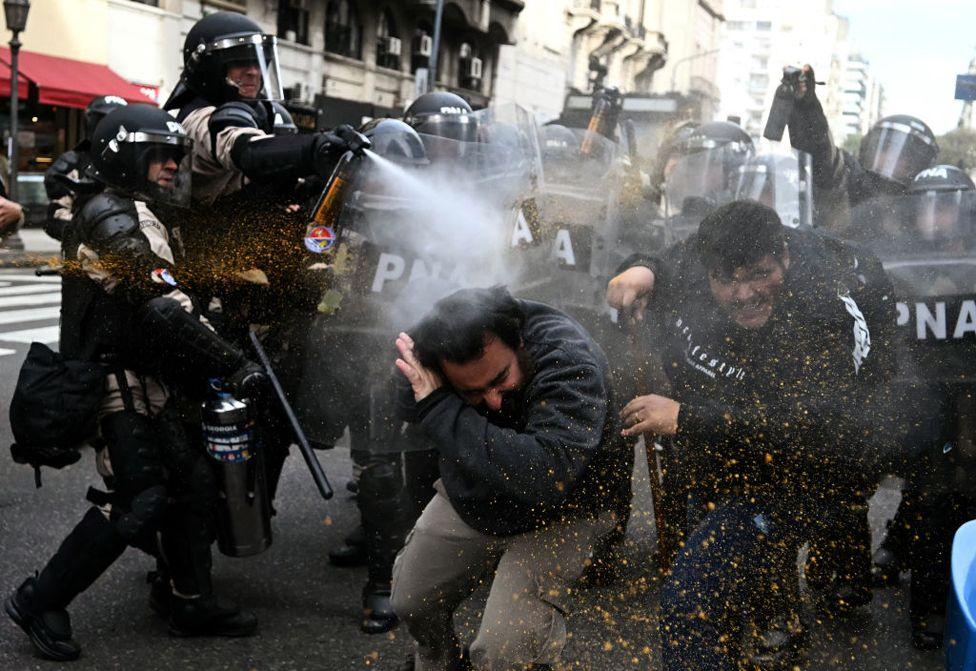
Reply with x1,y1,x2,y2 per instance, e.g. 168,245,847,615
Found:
390,286,631,671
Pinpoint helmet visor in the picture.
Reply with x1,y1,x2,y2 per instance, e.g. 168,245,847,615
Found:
408,113,479,144
913,189,976,242
210,34,284,101
861,121,937,186
734,149,813,228
665,140,754,214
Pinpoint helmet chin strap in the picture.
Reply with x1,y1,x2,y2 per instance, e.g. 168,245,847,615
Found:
225,77,257,100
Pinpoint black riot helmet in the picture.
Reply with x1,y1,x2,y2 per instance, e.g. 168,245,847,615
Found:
664,120,755,214
540,124,578,164
906,164,975,242
860,115,938,187
88,104,193,208
360,118,428,166
403,91,477,143
180,11,284,105
85,95,129,140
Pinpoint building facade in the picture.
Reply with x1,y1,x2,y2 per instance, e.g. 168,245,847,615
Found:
715,0,853,140
840,52,884,142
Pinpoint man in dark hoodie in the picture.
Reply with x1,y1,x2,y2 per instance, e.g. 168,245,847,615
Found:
607,200,896,670
390,286,631,671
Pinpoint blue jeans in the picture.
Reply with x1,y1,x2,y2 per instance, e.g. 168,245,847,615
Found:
660,498,801,671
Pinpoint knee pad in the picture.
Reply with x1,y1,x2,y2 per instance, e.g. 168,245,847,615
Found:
114,484,168,541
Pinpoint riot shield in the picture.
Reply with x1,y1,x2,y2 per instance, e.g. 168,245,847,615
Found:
733,148,814,229
846,192,976,383
509,126,637,317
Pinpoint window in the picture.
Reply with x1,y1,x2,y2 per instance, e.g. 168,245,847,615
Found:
375,8,401,70
458,42,483,91
411,22,433,74
325,0,362,60
278,0,310,46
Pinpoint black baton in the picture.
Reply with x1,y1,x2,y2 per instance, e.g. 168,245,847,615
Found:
249,330,334,500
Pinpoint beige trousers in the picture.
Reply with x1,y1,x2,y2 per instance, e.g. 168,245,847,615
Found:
391,483,614,671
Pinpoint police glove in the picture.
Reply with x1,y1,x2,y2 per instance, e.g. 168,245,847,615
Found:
312,125,372,175
226,360,268,400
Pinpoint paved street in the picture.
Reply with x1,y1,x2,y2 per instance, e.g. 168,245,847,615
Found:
0,261,947,670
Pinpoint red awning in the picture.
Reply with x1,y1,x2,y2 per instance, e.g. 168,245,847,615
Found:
0,47,155,109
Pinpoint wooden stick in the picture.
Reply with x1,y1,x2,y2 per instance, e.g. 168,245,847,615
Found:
626,319,674,572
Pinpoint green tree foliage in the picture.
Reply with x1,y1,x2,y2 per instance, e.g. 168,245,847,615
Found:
936,128,976,172
841,133,861,157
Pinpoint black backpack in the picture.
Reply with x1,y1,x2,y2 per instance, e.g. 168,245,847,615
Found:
9,342,106,486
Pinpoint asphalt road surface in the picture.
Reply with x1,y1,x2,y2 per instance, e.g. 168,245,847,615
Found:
0,269,945,670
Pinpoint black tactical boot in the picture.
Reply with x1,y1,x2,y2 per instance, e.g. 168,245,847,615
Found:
744,610,808,671
815,580,873,617
361,581,398,634
147,570,172,618
910,610,945,651
5,576,81,662
870,544,902,588
168,594,258,638
329,525,367,567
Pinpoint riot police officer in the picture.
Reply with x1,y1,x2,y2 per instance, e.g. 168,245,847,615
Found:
163,11,366,206
43,95,129,242
162,9,372,494
864,164,976,650
786,64,938,230
661,120,755,241
5,104,265,662
309,115,435,634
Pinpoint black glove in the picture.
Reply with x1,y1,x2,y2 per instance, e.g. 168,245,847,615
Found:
333,124,372,155
793,64,819,109
226,360,268,399
312,124,373,174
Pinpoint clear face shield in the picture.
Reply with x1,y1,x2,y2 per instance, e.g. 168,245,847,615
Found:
734,149,814,228
664,140,754,217
408,104,541,207
210,34,284,101
133,134,194,208
913,189,976,243
860,121,936,186
410,113,479,144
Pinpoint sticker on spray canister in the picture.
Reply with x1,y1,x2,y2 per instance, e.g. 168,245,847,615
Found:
304,226,336,254
203,423,254,463
150,267,178,286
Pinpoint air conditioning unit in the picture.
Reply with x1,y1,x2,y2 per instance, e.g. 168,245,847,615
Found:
465,57,483,80
385,36,402,57
417,35,433,58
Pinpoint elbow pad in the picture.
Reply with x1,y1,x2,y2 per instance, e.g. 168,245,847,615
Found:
230,133,320,182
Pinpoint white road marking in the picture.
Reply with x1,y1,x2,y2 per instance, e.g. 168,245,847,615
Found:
0,347,16,357
0,292,61,308
0,274,62,283
0,307,60,325
0,284,63,297
0,325,59,344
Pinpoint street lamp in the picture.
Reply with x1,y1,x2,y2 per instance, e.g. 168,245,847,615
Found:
4,0,29,201
669,48,720,94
